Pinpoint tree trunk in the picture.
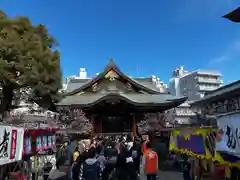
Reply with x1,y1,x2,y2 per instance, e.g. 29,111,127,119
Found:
0,86,14,120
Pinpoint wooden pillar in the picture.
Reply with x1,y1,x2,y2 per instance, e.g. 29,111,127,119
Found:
95,117,99,133
132,115,137,138
99,118,102,134
91,115,95,137
94,116,102,134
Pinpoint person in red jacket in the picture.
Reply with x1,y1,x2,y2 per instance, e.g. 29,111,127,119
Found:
142,142,158,180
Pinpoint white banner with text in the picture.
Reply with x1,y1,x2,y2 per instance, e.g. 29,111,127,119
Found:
0,125,24,165
216,113,240,157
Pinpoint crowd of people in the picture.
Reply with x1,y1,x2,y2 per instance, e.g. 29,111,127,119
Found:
53,135,159,180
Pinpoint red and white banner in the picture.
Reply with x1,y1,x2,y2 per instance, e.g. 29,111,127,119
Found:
10,129,17,159
0,125,24,165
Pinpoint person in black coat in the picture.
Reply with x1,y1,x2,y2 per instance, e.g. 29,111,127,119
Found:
72,156,81,180
131,140,141,175
72,149,89,180
181,154,192,180
115,144,137,180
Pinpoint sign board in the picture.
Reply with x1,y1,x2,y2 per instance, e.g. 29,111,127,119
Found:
0,125,24,165
216,113,240,158
176,135,205,155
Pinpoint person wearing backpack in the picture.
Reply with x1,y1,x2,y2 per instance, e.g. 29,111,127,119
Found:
96,144,106,170
79,148,103,180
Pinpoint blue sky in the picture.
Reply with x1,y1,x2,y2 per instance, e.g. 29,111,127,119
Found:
1,0,239,84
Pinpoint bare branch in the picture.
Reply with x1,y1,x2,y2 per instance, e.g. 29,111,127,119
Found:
137,109,177,134
58,108,92,135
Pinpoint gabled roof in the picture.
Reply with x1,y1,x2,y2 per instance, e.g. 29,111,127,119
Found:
66,79,89,92
57,92,187,109
66,77,162,93
191,80,240,105
66,59,163,95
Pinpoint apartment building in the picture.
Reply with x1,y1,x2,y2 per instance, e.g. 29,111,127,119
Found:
168,66,224,124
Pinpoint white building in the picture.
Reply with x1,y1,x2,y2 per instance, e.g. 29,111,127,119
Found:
168,66,224,124
169,66,223,101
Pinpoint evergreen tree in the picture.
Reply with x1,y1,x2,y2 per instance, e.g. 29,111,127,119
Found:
0,10,62,118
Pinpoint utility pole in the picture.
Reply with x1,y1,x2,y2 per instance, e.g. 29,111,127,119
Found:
136,67,139,77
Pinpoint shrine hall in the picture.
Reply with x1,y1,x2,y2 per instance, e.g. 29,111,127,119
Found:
57,60,187,136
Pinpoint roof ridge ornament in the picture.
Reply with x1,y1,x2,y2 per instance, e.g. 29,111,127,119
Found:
105,58,120,72
108,58,115,67
104,70,119,81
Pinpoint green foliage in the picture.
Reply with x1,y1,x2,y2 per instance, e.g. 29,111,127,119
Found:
0,9,62,114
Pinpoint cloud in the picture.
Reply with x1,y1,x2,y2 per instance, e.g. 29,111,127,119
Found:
175,0,237,22
208,39,240,66
232,40,240,51
208,56,227,65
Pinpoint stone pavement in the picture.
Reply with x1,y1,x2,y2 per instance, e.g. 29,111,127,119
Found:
140,170,183,180
37,171,182,180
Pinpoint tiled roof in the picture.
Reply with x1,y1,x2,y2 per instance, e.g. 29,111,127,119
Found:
65,59,163,94
191,80,240,105
66,77,162,93
57,92,187,107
